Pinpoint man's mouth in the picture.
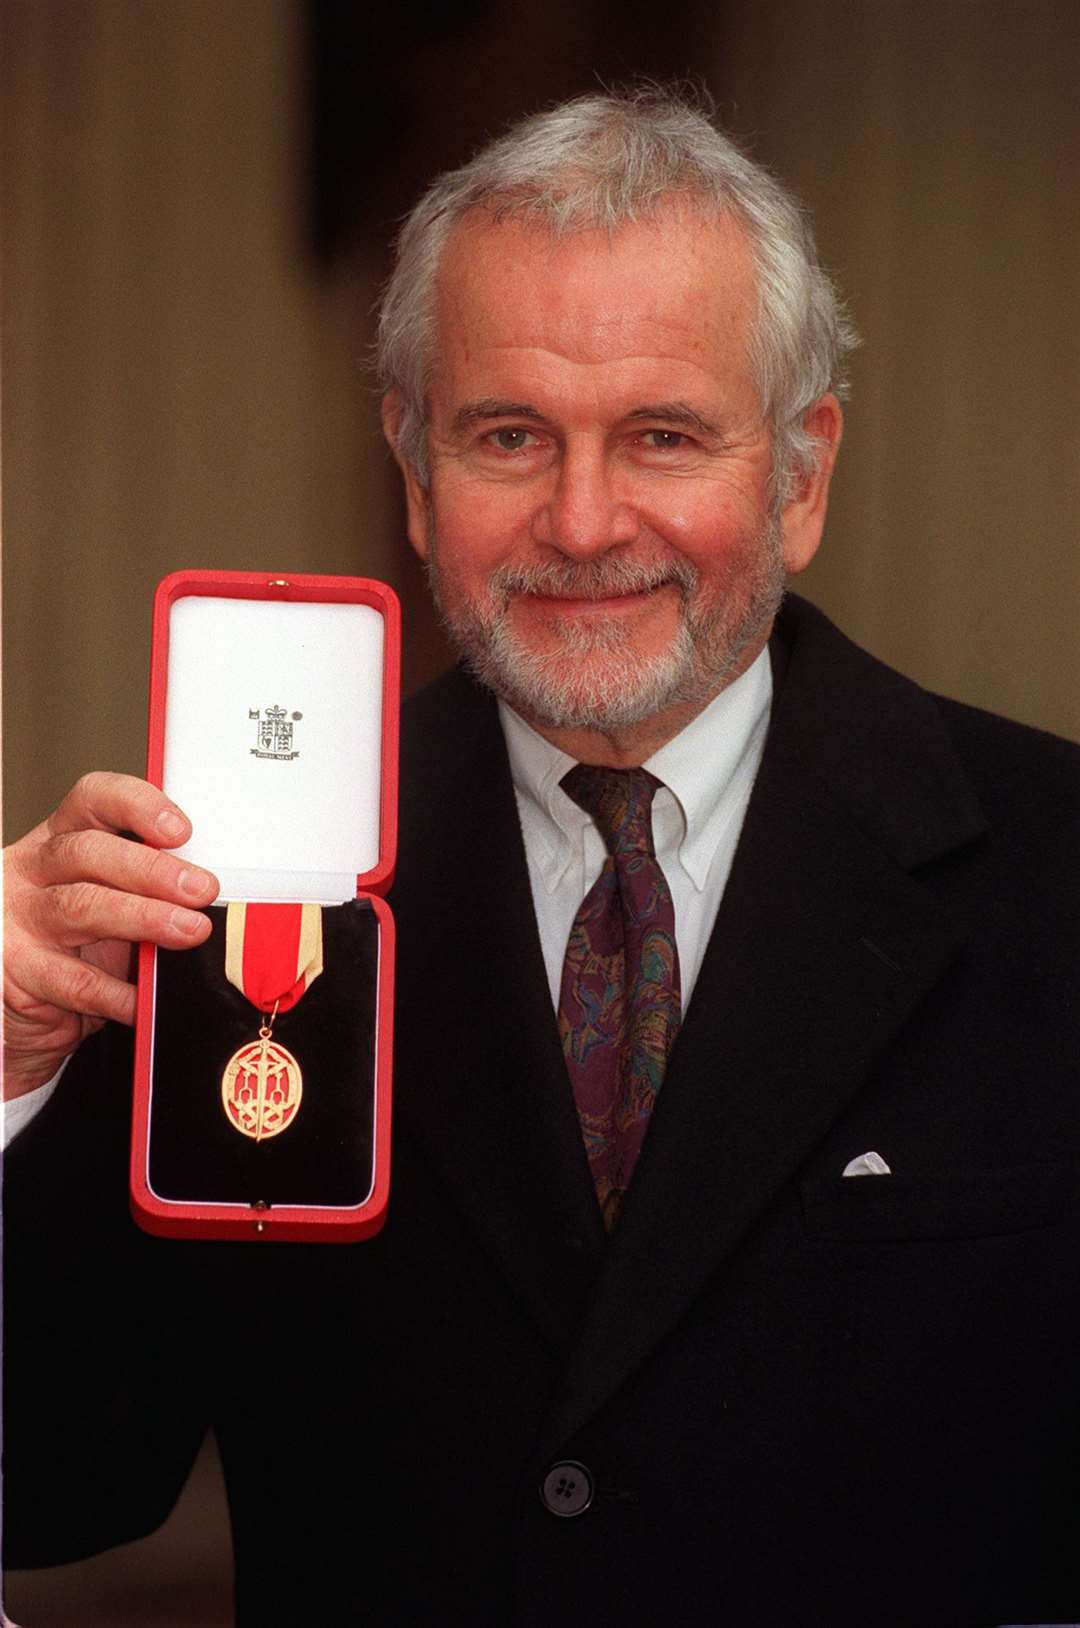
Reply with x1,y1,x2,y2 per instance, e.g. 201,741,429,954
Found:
522,584,669,613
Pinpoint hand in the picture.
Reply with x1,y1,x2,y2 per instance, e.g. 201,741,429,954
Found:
3,772,219,1097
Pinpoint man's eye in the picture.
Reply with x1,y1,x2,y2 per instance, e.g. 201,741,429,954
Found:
643,430,689,450
488,427,536,453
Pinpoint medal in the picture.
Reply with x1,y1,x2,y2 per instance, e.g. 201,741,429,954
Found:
221,1025,303,1142
221,902,323,1141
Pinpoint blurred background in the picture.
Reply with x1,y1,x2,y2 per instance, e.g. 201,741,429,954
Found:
3,0,1078,1621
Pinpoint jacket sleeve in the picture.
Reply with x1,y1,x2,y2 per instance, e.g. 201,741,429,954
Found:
3,1023,211,1567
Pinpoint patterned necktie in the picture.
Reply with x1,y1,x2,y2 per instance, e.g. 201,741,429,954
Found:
558,765,682,1230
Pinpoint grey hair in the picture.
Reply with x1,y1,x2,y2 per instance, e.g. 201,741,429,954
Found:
376,86,857,506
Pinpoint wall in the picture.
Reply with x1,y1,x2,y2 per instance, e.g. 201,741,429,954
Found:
712,0,1080,742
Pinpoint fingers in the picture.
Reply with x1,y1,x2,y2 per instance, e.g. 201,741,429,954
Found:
25,879,213,953
29,827,218,909
12,941,140,1029
4,773,217,1082
16,822,219,953
46,771,193,848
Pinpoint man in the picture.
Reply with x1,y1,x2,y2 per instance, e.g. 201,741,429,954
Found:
4,89,1079,1626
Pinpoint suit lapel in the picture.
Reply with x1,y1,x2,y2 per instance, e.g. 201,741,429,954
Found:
392,672,605,1352
534,738,964,1457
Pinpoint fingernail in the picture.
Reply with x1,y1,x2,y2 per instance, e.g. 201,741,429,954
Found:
177,867,211,898
169,907,206,937
156,808,187,840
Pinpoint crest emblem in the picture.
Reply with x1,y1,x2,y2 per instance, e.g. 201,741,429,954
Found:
249,705,302,761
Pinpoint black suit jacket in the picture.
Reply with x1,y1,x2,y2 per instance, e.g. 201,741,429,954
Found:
5,596,1080,1626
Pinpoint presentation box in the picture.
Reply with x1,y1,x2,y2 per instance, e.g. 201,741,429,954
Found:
131,570,399,1242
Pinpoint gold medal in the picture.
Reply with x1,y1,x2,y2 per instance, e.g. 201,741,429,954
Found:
221,902,322,1141
221,1012,303,1141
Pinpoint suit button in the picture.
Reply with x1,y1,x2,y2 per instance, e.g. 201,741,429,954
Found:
539,1459,594,1518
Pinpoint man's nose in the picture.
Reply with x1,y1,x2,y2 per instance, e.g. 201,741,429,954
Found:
530,447,639,555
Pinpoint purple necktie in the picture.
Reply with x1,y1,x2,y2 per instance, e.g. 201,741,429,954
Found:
558,766,682,1230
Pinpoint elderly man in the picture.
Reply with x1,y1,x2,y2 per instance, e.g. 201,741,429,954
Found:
5,90,1079,1627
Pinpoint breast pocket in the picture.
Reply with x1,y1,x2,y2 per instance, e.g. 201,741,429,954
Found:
798,1159,1080,1441
801,1161,1080,1242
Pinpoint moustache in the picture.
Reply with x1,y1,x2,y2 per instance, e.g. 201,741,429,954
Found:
488,555,698,607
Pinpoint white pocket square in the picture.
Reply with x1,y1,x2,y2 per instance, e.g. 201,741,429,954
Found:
842,1151,892,1177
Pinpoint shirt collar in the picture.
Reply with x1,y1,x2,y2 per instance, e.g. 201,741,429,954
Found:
500,703,581,893
646,650,772,888
499,647,772,895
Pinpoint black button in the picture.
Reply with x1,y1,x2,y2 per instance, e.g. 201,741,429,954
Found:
539,1459,594,1518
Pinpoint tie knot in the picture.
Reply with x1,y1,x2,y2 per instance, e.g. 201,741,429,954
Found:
561,764,662,859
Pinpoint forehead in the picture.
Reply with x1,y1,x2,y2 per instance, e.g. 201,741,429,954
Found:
431,206,759,400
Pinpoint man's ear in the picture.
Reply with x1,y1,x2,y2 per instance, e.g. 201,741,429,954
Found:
779,393,844,576
381,389,431,561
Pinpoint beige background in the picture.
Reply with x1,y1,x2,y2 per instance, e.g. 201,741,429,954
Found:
3,1,1078,1623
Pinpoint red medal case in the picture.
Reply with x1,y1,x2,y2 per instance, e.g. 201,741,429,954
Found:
131,570,399,1242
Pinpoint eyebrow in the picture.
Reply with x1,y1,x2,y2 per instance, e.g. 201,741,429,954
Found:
450,398,723,437
452,400,547,434
624,403,722,436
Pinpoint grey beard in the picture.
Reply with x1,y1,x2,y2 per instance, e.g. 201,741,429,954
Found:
425,532,784,732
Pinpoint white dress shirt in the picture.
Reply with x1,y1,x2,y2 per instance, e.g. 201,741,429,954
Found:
2,1066,65,1143
500,646,772,1012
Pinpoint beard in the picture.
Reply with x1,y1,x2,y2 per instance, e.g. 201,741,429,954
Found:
424,520,786,733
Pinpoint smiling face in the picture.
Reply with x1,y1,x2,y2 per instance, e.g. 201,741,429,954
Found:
385,205,841,762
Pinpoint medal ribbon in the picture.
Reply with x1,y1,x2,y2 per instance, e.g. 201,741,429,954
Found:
224,902,323,1015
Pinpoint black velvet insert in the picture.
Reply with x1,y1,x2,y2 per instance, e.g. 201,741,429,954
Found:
148,901,379,1208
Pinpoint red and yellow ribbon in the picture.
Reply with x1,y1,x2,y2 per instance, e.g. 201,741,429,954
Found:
224,902,323,1016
